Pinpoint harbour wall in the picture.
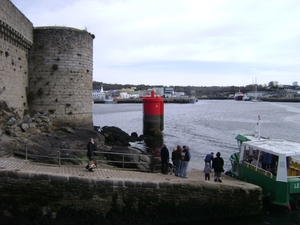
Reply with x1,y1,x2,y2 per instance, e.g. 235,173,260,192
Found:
0,169,262,224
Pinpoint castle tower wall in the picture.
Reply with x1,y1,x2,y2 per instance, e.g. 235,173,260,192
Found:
28,27,94,128
0,0,33,116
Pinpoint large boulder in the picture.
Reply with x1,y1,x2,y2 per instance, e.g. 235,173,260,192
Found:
104,145,152,171
100,125,153,146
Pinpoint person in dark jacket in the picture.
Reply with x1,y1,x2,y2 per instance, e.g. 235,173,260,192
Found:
160,143,170,174
212,152,224,182
86,138,95,172
173,145,183,176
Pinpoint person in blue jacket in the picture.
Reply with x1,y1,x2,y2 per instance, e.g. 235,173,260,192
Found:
204,152,214,171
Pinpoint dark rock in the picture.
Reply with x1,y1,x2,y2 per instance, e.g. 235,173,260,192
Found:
100,126,153,146
105,145,151,171
101,126,131,146
0,101,9,110
6,117,17,125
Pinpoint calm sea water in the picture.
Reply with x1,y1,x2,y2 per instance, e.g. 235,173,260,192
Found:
93,100,300,225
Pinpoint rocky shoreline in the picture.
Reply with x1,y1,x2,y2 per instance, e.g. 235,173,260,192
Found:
0,100,155,172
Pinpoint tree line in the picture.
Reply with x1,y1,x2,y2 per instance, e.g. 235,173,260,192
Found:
93,81,293,98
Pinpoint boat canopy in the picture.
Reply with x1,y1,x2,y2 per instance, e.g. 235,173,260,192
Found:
235,134,251,142
242,139,300,157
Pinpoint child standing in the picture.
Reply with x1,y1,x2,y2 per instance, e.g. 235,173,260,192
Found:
204,162,211,180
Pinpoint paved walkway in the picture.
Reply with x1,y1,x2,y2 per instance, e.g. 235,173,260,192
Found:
0,157,254,188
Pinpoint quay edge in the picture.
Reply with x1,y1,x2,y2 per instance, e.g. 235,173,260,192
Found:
0,163,262,224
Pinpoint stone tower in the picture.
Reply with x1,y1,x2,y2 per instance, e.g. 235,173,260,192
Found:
28,27,94,128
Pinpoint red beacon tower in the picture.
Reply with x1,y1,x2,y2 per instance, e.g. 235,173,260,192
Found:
142,90,164,138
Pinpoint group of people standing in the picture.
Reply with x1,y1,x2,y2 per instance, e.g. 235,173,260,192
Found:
160,144,191,178
161,144,224,181
204,151,224,182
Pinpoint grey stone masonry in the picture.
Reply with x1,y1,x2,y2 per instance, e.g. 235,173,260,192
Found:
28,27,94,128
0,157,262,224
1,0,94,129
0,0,33,116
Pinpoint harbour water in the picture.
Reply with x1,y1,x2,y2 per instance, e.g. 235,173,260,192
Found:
93,100,300,225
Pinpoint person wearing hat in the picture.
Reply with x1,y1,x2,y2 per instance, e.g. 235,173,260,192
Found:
204,152,214,172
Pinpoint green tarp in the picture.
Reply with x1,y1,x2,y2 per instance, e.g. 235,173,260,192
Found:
235,134,251,142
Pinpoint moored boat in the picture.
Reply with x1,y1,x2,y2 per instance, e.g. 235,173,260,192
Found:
189,96,196,103
243,95,251,101
234,91,244,101
104,98,114,103
229,116,300,210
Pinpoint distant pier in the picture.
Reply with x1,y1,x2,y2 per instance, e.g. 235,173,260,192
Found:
94,98,195,104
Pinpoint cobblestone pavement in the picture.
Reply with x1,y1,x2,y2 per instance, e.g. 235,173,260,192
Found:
0,157,254,187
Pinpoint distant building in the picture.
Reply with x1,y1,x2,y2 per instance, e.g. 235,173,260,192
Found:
152,86,164,96
164,87,174,97
93,86,105,100
173,92,185,98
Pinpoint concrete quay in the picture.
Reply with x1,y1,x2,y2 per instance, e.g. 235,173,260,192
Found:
0,157,262,224
0,157,254,185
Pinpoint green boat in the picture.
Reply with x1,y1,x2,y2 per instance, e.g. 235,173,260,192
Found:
229,116,300,210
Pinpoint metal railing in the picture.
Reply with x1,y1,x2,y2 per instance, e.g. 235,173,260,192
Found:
243,161,273,178
22,147,159,172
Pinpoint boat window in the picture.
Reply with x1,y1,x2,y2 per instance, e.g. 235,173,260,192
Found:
288,157,300,177
269,155,278,176
244,149,277,177
243,147,259,165
242,146,251,161
250,150,262,168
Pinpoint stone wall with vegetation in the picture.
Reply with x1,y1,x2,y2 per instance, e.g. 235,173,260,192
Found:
0,170,262,224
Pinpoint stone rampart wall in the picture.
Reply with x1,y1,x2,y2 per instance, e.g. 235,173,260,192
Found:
0,0,94,128
0,170,262,224
0,0,33,115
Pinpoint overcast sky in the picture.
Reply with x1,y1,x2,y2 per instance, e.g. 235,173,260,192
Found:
11,0,300,87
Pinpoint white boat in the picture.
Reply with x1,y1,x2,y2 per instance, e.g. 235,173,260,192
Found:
104,98,114,103
243,95,251,101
